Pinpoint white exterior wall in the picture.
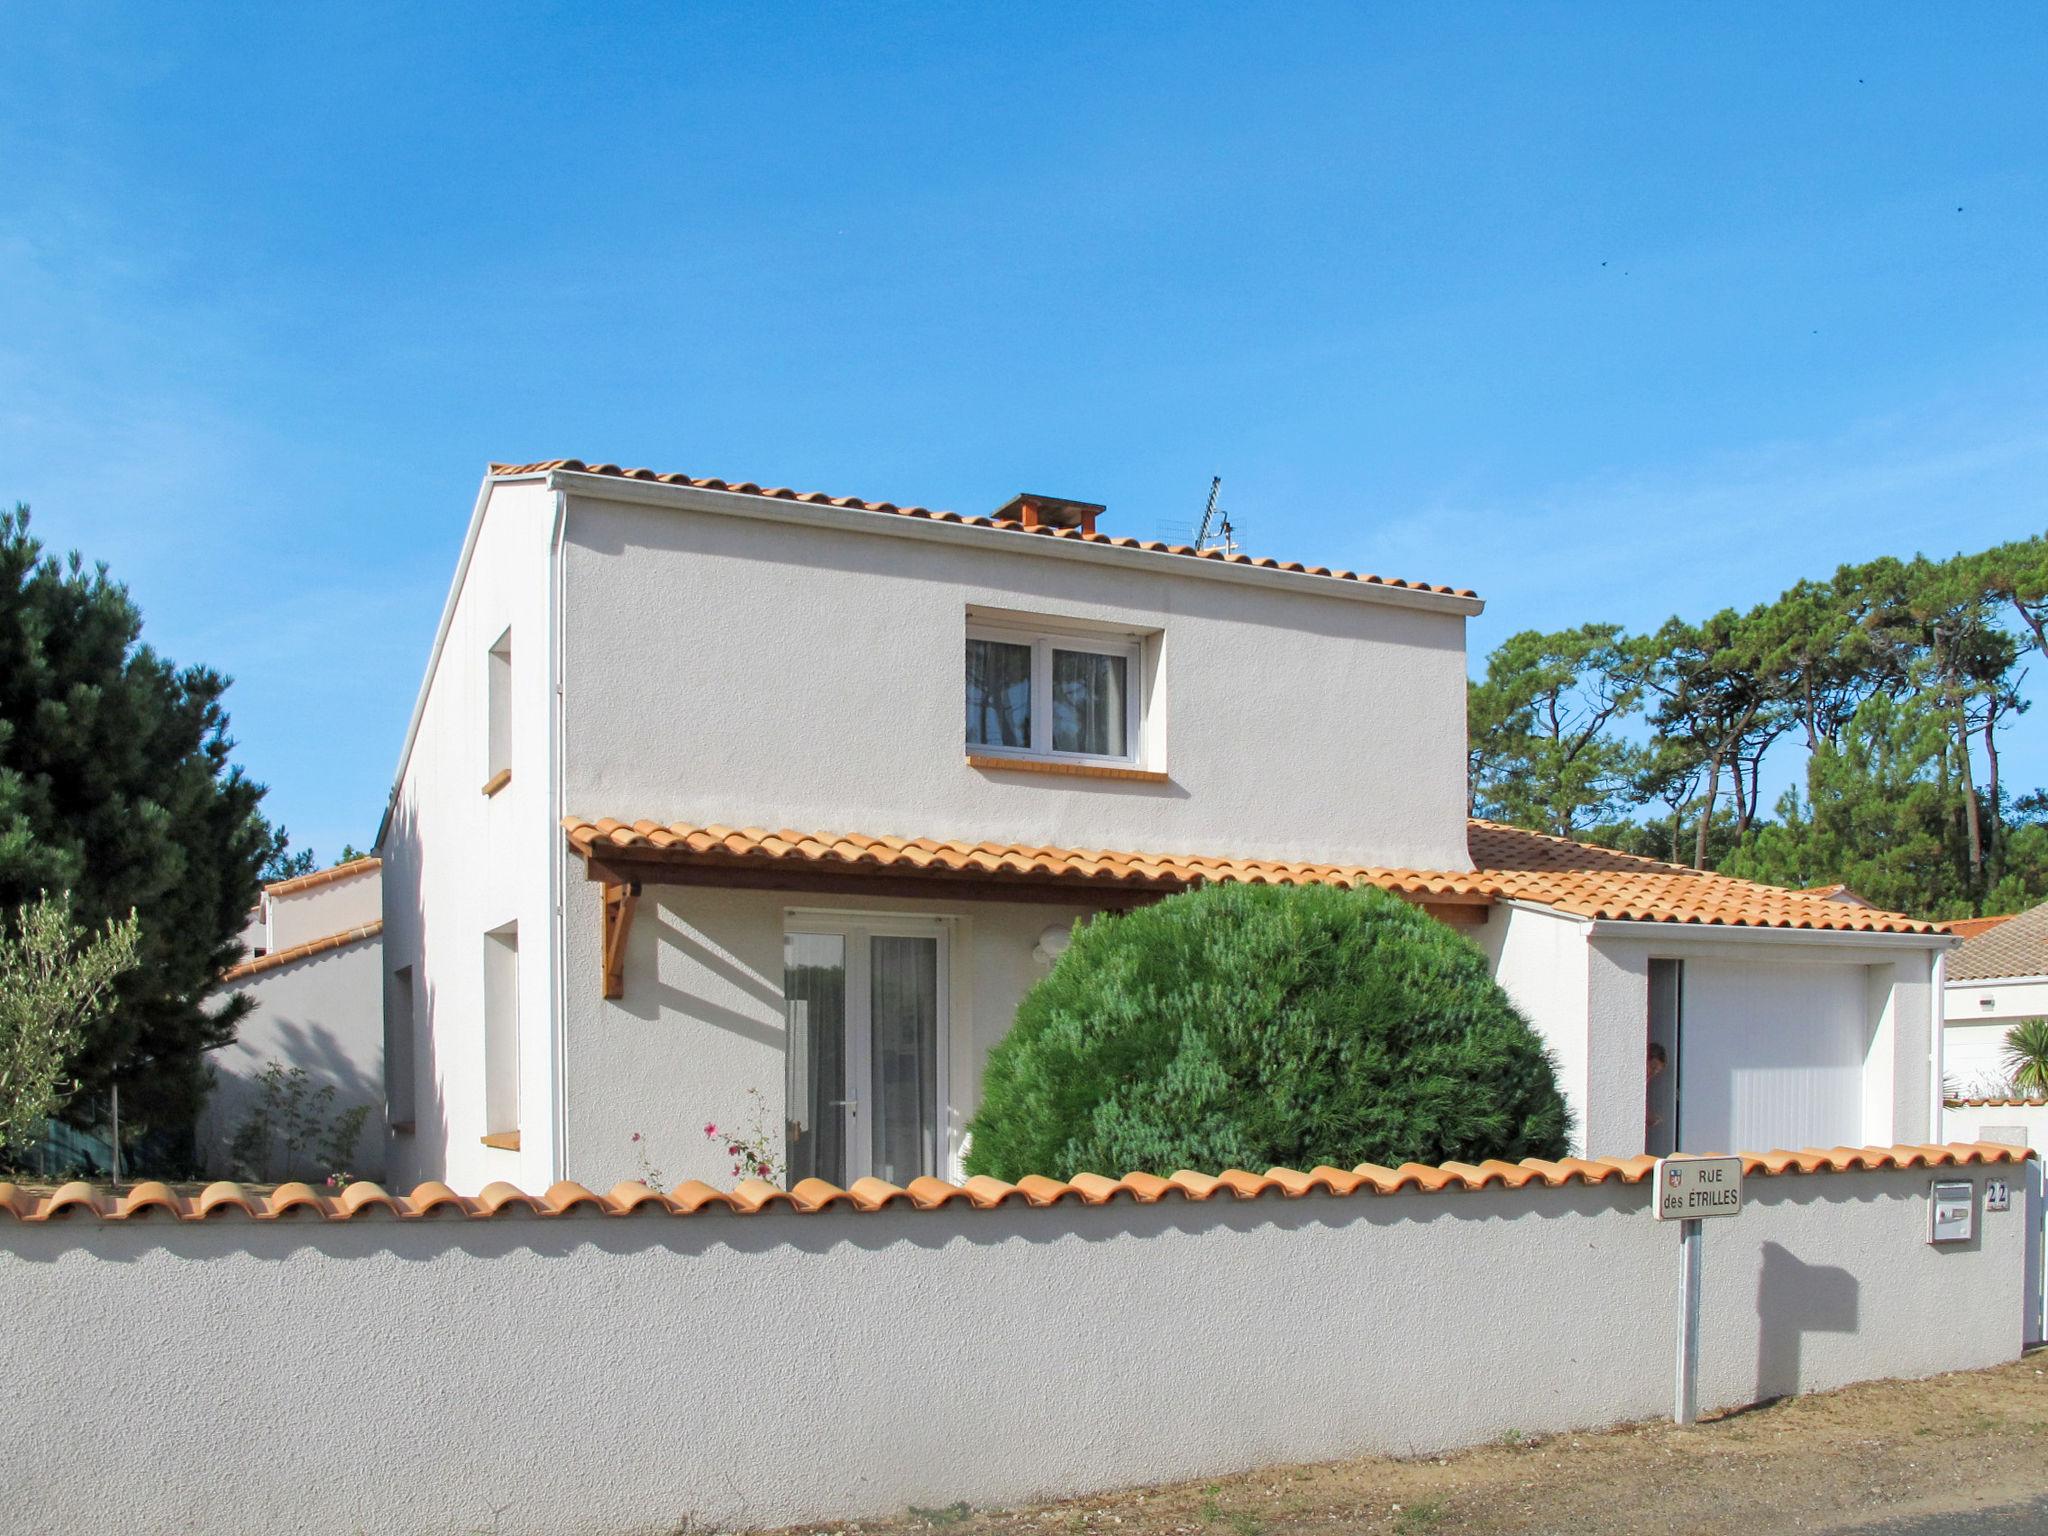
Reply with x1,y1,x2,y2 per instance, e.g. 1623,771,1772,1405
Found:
561,877,1103,1189
379,479,560,1195
1477,908,1943,1161
1593,934,1940,1155
0,1164,2022,1535
556,480,1476,870
259,872,381,951
207,938,385,1178
1944,977,2048,1096
1473,903,1596,1151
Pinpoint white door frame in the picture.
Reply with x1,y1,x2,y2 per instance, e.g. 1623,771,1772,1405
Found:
784,912,952,1182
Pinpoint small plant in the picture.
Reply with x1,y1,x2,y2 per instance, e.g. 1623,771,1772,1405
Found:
909,1503,971,1527
226,1062,371,1182
1394,1501,1444,1532
2001,1020,2048,1099
703,1085,786,1184
628,1131,667,1191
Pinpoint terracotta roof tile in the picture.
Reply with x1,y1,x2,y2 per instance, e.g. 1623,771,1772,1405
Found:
491,459,1478,599
1,1144,2022,1223
1948,899,2048,980
564,817,1943,935
222,920,382,982
1945,1097,2047,1108
263,856,380,898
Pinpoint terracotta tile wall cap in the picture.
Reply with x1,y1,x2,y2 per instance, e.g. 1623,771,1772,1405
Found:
1,1144,2027,1223
1947,1096,2048,1108
223,920,383,982
499,459,1478,599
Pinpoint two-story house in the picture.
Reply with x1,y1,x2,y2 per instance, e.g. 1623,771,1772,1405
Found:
376,461,1956,1195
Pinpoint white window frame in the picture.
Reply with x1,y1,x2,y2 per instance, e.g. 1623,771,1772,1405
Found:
783,913,952,1184
966,622,1144,767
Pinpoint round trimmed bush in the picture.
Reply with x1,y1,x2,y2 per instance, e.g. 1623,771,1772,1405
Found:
963,881,1569,1181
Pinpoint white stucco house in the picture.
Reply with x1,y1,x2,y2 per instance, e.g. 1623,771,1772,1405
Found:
1942,904,2046,1097
375,460,1958,1195
206,857,386,1178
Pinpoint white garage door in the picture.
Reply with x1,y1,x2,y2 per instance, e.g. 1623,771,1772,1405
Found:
1679,958,1870,1154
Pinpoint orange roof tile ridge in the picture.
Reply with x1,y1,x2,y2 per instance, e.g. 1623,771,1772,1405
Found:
222,920,383,983
488,459,1479,599
564,816,1943,934
263,856,381,898
0,1143,2026,1224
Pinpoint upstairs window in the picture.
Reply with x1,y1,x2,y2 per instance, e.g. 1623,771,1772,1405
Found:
484,628,512,794
966,624,1138,764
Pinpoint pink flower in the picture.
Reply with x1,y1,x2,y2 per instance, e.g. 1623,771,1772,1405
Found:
703,1123,717,1136
756,1161,771,1177
631,1132,641,1143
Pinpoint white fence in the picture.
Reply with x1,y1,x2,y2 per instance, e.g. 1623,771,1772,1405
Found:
0,1148,2029,1536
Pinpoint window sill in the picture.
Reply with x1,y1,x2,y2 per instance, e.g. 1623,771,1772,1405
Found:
480,1130,521,1151
966,753,1168,784
481,768,512,798
389,1120,416,1136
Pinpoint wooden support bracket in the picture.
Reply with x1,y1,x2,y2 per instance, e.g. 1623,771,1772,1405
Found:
600,878,641,999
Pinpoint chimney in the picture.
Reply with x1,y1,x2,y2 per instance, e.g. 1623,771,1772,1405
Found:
993,493,1105,536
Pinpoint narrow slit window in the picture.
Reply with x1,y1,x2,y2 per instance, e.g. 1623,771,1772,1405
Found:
385,964,416,1130
484,924,519,1136
486,628,513,787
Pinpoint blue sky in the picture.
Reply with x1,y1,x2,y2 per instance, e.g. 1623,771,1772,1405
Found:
3,6,2045,860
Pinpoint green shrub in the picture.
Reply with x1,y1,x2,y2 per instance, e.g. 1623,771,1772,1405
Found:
963,882,1569,1181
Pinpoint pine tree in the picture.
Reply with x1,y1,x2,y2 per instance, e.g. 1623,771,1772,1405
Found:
0,504,277,1139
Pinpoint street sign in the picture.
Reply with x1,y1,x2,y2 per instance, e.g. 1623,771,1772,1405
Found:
1652,1156,1746,1430
1930,1181,1975,1243
1653,1155,1744,1221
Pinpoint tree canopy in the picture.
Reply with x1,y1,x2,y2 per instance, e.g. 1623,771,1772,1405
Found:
1468,533,2048,921
0,504,279,1134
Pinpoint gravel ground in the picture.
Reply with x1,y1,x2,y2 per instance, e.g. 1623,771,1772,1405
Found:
774,1352,2048,1536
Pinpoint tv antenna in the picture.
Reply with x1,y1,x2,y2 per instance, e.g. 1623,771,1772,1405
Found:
1194,475,1238,555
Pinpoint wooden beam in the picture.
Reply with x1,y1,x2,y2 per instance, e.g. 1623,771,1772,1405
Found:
1421,901,1488,927
601,878,640,998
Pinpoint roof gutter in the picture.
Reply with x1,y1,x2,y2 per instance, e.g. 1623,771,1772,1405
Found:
1579,915,1959,951
544,470,1488,619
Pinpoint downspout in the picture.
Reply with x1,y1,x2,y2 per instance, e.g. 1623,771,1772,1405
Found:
1929,944,1949,1144
547,488,570,1185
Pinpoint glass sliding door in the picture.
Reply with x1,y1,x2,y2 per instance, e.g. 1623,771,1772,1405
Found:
784,919,947,1185
783,932,848,1185
869,935,940,1185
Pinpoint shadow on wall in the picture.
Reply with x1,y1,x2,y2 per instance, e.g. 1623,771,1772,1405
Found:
1755,1239,1859,1402
202,1013,386,1181
378,796,446,1193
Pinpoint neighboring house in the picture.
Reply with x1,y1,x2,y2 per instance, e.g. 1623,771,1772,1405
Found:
205,858,386,1178
1942,903,2046,1097
376,460,1957,1195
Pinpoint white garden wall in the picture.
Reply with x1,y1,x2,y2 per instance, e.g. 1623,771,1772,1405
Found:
0,1157,2023,1536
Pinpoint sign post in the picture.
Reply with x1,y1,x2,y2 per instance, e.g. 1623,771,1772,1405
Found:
1652,1155,1743,1428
